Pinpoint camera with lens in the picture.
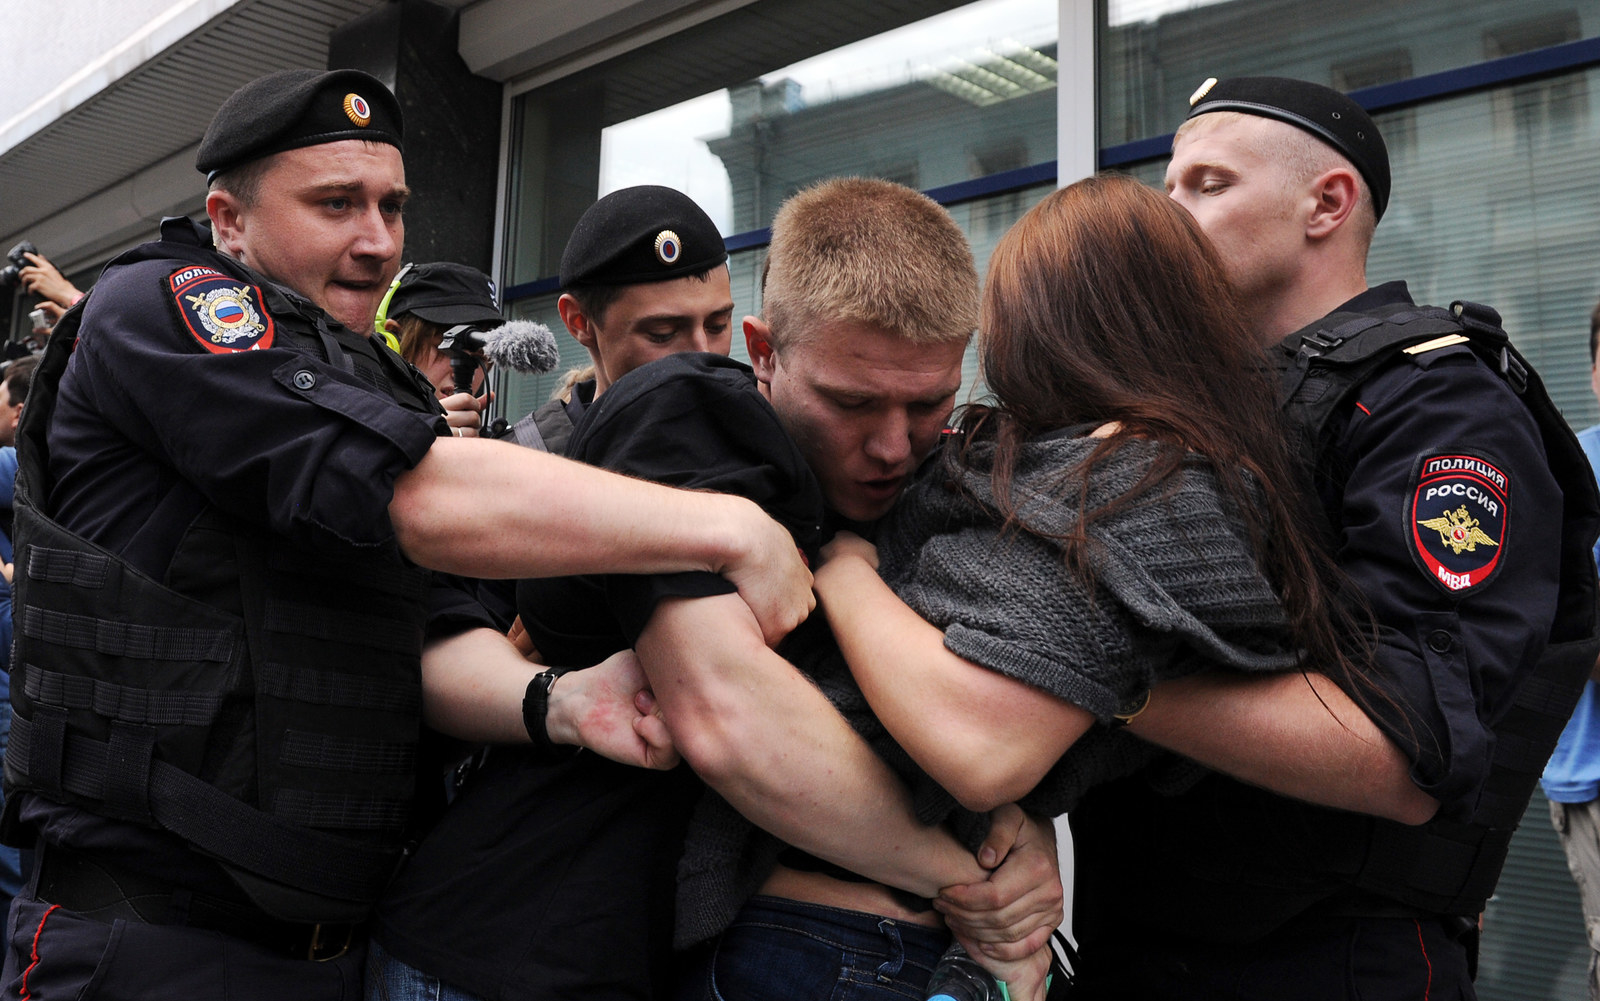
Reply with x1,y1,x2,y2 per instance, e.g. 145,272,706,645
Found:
0,241,39,287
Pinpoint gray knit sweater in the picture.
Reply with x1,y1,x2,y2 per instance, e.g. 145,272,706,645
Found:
676,431,1301,947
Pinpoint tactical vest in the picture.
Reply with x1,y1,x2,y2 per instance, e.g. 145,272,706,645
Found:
5,246,446,922
1272,299,1600,915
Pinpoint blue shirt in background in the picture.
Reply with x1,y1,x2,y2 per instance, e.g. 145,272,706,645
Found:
1542,424,1600,802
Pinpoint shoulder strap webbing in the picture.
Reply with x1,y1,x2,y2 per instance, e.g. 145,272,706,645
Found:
7,711,399,902
506,412,549,452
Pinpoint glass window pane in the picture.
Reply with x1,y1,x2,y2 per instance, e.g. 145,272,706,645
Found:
1369,70,1600,429
505,0,1057,285
1098,0,1600,147
1108,68,1600,429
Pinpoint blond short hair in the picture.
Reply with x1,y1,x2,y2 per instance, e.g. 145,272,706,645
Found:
761,177,978,350
1176,111,1378,246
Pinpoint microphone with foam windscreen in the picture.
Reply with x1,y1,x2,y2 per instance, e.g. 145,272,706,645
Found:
439,319,559,397
438,319,562,440
479,320,560,375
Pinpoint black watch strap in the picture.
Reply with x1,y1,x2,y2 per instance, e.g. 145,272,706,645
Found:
522,668,581,761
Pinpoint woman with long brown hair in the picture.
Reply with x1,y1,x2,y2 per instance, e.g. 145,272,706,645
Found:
814,174,1368,974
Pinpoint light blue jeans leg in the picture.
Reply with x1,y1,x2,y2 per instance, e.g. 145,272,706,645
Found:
365,938,490,1001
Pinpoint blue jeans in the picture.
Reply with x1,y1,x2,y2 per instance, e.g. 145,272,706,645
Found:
365,938,488,1001
676,896,950,1001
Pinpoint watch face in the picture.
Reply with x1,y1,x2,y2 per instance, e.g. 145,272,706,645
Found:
1113,689,1150,724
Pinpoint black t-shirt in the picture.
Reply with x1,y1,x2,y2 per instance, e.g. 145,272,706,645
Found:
373,353,822,1001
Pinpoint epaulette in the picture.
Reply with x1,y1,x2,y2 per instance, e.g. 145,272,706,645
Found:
1401,333,1470,356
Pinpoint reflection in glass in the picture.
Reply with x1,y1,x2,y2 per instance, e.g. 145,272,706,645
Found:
1098,0,1600,147
594,0,1057,238
1109,70,1600,433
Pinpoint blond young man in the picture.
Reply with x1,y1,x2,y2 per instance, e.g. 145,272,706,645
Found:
388,178,1062,1001
645,178,1059,1001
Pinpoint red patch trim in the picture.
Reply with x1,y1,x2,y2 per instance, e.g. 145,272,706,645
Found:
19,903,60,1000
1413,919,1433,1000
1408,453,1508,595
169,267,275,354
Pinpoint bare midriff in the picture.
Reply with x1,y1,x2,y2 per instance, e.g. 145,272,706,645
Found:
757,863,944,927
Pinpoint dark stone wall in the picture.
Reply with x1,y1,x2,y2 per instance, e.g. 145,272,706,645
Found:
330,1,502,274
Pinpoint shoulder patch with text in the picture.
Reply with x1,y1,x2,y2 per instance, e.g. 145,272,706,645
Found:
169,266,275,353
1408,453,1508,595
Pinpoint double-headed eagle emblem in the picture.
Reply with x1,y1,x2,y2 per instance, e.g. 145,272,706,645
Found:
1418,505,1498,555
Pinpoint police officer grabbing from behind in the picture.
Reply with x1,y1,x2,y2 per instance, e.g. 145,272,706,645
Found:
1069,77,1600,998
0,69,810,1001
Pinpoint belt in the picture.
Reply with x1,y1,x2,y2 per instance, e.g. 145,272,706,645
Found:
35,845,362,961
1298,887,1437,922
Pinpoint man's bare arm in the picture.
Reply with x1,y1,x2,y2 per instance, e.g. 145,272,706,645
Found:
390,437,812,645
636,592,990,898
421,627,676,770
1127,670,1439,824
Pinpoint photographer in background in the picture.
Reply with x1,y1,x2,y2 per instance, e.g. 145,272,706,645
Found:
26,306,54,347
378,261,556,439
7,244,85,325
381,262,500,400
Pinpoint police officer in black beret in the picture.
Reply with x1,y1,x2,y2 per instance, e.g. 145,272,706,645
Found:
0,70,809,1000
495,184,732,455
1068,77,1600,998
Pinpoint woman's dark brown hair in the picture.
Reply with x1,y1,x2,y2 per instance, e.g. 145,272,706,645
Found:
965,172,1364,690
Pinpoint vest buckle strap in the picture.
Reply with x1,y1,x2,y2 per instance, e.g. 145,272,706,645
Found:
1498,346,1528,395
1298,330,1344,359
1450,300,1507,341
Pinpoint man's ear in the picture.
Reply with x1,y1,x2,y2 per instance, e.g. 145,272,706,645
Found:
744,316,777,385
206,190,246,258
557,293,596,349
1305,167,1360,240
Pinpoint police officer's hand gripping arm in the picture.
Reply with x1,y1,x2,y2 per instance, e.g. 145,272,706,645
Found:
391,434,813,647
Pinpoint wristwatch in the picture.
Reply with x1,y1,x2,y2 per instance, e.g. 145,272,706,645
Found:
522,667,581,760
1111,689,1151,727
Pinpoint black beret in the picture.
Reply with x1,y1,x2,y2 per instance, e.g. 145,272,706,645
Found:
1186,76,1390,221
385,262,501,327
197,69,403,179
560,185,726,288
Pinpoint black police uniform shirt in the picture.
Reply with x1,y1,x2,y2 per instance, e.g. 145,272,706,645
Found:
1303,282,1562,811
373,352,824,1001
18,217,445,897
1069,280,1565,945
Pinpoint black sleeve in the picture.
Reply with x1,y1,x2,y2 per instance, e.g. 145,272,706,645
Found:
58,257,439,551
1326,346,1563,816
520,353,824,658
425,572,506,641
